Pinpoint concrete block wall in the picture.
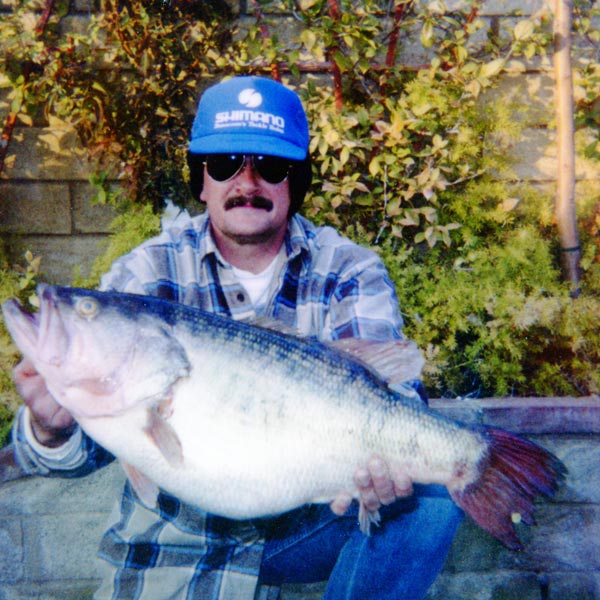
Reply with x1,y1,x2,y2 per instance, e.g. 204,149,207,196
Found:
0,0,115,283
0,121,117,283
1,397,599,599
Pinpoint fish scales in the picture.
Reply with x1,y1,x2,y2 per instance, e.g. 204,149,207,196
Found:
1,285,567,550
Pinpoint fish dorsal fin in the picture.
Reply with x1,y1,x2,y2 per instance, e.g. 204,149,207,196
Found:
327,338,424,386
251,316,425,386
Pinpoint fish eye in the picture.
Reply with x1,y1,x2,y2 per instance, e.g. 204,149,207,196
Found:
76,297,99,319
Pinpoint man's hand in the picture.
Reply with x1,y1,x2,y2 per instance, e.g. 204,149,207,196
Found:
13,358,76,448
330,455,413,517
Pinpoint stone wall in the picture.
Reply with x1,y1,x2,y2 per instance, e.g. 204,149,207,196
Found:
1,397,599,600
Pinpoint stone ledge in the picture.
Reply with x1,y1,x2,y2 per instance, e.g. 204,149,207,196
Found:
431,396,600,434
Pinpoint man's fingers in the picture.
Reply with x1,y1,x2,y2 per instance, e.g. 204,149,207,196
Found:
332,458,415,518
367,456,396,506
392,469,414,498
354,466,381,512
330,491,353,516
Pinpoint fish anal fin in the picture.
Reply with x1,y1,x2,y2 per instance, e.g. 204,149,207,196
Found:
358,501,381,536
121,461,159,508
449,427,567,551
144,407,183,467
328,339,424,386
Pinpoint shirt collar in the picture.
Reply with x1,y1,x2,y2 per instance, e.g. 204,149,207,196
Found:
285,214,312,263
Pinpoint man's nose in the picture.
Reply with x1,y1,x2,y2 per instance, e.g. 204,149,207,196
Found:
234,160,260,190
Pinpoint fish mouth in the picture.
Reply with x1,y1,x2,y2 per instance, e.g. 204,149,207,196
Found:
224,196,274,212
1,284,68,366
1,296,40,356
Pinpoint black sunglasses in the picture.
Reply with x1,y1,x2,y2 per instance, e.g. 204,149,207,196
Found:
204,154,291,184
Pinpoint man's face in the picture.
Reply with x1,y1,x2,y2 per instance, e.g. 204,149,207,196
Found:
200,154,292,246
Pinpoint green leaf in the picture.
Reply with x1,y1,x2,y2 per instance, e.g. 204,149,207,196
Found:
514,19,534,41
480,58,505,79
368,156,381,177
421,21,434,48
17,112,33,126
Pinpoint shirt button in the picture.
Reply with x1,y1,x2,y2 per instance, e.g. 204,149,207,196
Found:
237,292,245,302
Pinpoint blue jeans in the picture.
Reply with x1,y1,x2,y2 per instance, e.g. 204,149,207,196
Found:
259,485,463,600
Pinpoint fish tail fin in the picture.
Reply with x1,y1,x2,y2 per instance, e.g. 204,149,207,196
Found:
449,427,567,551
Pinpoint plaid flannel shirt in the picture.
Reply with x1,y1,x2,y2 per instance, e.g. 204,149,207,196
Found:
13,211,409,600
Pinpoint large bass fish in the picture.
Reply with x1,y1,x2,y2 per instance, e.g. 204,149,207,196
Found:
2,285,566,550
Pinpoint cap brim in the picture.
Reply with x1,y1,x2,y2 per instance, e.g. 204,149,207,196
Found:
188,133,307,161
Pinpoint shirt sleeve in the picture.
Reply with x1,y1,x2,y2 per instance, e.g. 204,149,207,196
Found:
12,406,114,477
324,251,404,342
320,245,426,403
99,250,156,294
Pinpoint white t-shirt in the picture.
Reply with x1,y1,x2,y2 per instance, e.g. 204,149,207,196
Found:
230,249,285,310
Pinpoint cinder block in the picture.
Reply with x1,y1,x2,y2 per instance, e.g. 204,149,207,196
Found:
426,572,545,600
0,517,23,583
280,582,326,600
72,182,118,234
58,14,93,36
546,573,600,600
541,436,600,504
0,465,123,516
0,0,46,9
490,72,555,127
495,127,600,181
502,504,600,572
0,581,99,600
23,513,108,582
7,234,110,285
441,518,506,572
436,0,548,16
428,571,600,600
71,0,98,11
0,183,71,234
4,127,90,182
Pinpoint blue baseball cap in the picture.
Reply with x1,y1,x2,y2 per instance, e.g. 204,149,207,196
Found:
188,76,309,160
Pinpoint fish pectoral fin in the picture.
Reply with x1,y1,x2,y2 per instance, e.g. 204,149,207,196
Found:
144,408,184,467
121,461,159,508
358,501,381,536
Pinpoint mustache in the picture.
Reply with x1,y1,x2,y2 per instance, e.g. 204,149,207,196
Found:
225,196,274,211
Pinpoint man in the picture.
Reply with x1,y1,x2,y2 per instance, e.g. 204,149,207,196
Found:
11,76,463,599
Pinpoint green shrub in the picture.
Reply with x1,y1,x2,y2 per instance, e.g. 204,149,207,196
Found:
369,181,600,397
